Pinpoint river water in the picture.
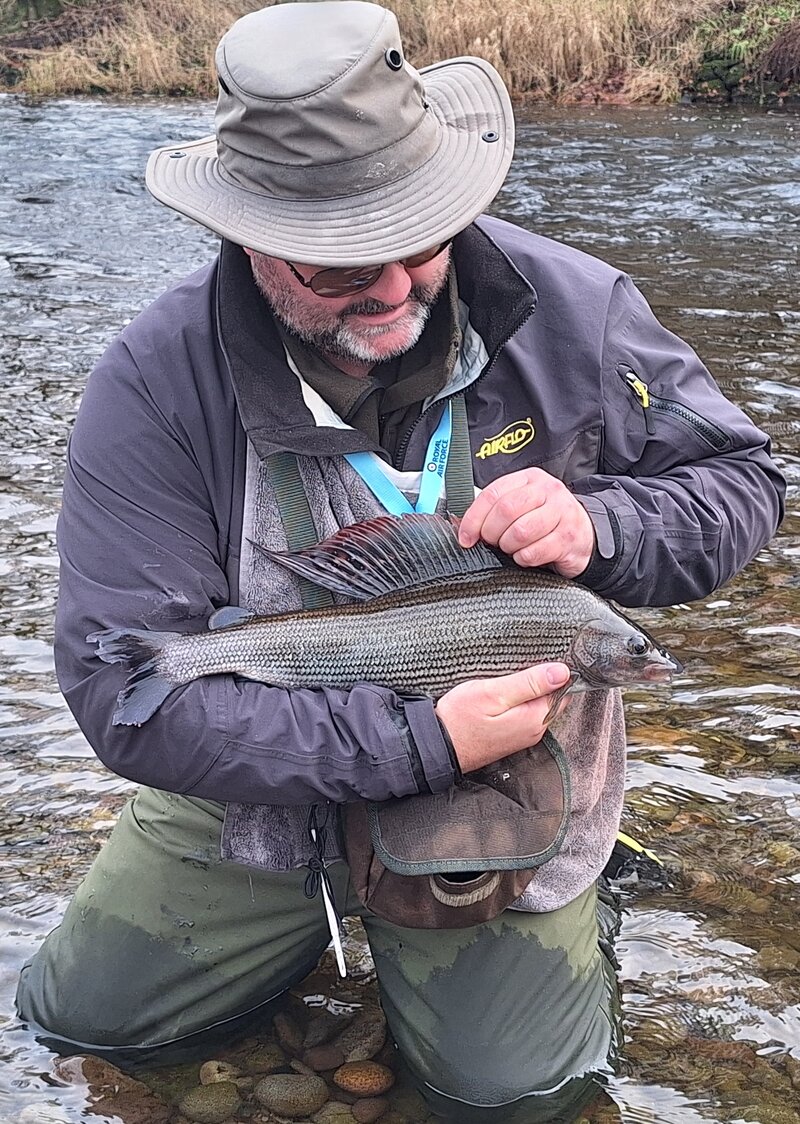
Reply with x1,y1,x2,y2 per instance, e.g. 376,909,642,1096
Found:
0,97,798,1123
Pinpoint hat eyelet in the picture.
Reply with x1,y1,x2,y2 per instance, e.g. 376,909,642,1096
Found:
385,48,403,71
481,130,500,143
169,151,187,159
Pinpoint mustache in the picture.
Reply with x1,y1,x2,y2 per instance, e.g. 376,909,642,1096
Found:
344,285,437,317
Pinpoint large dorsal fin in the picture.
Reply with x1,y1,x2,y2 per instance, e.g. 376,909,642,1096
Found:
250,513,503,602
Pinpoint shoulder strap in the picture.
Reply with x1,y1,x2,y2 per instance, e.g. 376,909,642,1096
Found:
443,393,474,518
268,452,334,609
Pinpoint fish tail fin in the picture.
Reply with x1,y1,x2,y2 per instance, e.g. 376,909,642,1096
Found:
87,628,179,726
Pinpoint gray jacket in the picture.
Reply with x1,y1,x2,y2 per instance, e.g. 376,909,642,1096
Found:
54,217,785,807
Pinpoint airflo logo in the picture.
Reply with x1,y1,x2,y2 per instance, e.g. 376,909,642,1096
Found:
475,418,535,460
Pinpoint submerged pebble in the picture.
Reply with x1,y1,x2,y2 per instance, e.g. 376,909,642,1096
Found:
304,1043,346,1071
52,1055,172,1124
351,1096,390,1122
178,1081,241,1124
303,1008,354,1049
786,1055,800,1089
275,1010,306,1054
236,1041,287,1075
384,1087,428,1121
368,1111,407,1124
198,1060,250,1087
335,1011,387,1063
311,1103,359,1122
333,1062,395,1097
734,1108,800,1124
685,1037,757,1067
757,945,800,972
254,1072,329,1117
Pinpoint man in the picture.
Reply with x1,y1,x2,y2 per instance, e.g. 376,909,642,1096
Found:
16,3,783,1121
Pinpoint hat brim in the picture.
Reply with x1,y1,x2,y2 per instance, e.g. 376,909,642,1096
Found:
145,57,514,266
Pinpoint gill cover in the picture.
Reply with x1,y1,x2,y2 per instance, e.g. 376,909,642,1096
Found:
568,618,616,687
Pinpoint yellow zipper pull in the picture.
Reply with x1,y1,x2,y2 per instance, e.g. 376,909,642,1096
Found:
621,368,655,434
624,371,650,408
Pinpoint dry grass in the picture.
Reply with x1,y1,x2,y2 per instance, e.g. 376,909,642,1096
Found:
759,18,800,82
0,0,734,100
392,0,728,101
4,0,254,95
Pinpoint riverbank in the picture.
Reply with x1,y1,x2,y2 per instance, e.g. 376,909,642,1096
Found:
0,0,798,103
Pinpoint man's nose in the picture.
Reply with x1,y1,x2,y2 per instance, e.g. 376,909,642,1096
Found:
366,260,412,305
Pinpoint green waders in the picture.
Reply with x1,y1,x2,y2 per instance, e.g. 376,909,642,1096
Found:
16,787,620,1123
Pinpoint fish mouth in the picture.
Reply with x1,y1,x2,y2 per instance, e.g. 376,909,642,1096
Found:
643,652,684,682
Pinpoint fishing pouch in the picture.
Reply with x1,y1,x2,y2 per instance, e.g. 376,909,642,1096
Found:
343,732,571,928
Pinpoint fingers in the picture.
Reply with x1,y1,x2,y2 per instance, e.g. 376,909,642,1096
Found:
496,690,567,744
457,468,596,576
458,470,544,548
478,486,551,550
486,662,571,712
498,514,559,563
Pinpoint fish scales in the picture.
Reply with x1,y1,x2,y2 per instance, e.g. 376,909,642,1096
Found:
159,571,607,698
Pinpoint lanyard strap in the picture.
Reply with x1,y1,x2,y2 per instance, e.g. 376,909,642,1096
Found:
269,395,474,611
344,399,454,517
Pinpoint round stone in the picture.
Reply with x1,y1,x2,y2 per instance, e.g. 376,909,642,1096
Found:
351,1096,390,1123
255,1073,330,1118
198,1060,248,1086
335,1011,387,1063
178,1081,241,1124
237,1041,287,1075
304,1044,346,1071
333,1062,395,1098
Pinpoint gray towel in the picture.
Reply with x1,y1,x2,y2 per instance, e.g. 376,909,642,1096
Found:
221,451,385,871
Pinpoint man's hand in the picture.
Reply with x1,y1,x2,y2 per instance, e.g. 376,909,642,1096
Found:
457,468,595,578
435,663,571,774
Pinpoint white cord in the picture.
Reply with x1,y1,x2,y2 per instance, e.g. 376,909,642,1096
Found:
310,826,347,978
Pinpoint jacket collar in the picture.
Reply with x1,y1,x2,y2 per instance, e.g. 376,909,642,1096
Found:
215,224,537,461
453,219,539,367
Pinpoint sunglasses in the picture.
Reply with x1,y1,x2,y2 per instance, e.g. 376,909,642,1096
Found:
285,240,452,298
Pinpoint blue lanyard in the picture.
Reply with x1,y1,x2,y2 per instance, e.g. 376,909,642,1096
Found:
344,401,453,516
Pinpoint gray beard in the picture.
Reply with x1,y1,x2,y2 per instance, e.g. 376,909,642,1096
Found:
296,296,435,364
250,260,448,365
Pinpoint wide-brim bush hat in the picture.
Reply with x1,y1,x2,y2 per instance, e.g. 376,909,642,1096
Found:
146,1,514,266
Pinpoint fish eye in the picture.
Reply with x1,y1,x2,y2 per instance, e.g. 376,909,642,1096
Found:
627,635,649,657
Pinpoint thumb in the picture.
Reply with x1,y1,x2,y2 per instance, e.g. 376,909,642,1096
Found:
490,662,571,713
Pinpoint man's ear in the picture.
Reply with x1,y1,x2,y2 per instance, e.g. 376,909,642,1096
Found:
243,247,253,258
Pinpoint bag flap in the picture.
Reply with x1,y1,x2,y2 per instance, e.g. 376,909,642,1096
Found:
367,733,570,875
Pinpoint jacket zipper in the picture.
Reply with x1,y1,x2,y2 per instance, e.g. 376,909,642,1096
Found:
393,305,537,470
617,365,731,450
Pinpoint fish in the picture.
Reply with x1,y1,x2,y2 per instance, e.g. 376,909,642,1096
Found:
88,512,683,727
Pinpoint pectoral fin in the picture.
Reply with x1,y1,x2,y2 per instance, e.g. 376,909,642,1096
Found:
207,606,257,630
544,676,578,725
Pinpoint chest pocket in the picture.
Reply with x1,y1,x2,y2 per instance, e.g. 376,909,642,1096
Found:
475,426,602,489
525,427,602,485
